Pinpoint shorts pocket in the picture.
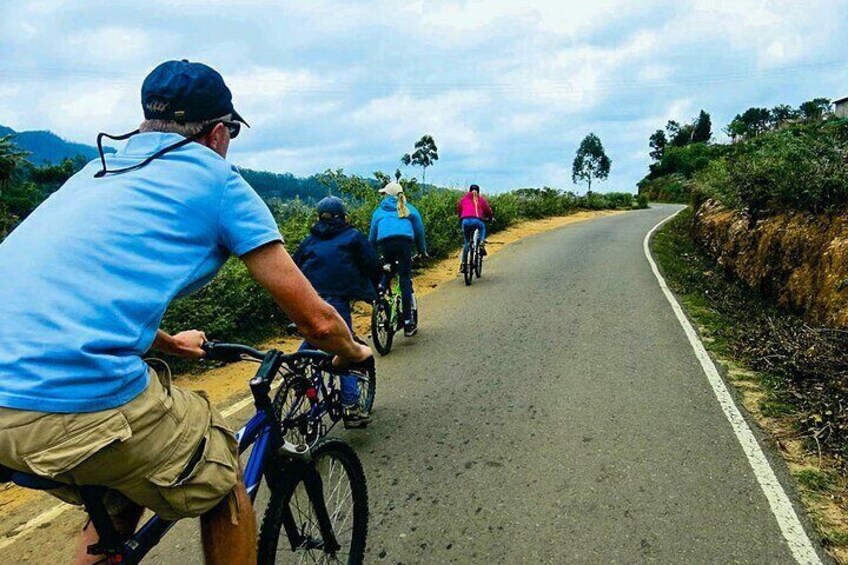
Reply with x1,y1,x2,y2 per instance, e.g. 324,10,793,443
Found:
147,409,238,518
23,412,132,478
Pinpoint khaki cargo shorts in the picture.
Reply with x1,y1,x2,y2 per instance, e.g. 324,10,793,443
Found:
0,369,239,521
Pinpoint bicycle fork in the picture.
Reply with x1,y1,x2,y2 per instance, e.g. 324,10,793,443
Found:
280,459,342,555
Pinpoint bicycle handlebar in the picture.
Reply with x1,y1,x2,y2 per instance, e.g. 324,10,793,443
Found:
201,340,374,375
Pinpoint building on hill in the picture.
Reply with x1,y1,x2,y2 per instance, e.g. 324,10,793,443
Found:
835,96,848,119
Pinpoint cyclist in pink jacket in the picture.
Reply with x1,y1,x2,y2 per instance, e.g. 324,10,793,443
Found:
457,184,494,268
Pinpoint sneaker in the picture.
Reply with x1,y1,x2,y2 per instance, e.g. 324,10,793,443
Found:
343,405,371,429
480,243,488,257
404,323,418,337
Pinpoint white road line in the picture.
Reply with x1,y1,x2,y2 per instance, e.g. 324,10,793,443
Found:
644,208,822,565
0,383,273,551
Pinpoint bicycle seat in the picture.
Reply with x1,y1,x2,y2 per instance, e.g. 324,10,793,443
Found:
0,464,65,490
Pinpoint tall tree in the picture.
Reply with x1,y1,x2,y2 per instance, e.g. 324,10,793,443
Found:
725,107,771,140
666,120,694,147
691,110,712,143
799,98,832,122
572,133,611,194
648,129,667,161
401,134,439,188
770,104,799,128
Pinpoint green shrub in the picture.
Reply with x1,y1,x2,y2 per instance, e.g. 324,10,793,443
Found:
635,194,650,209
648,142,726,180
581,192,611,210
603,192,635,209
161,259,282,343
639,174,693,203
414,189,464,258
695,121,848,215
488,192,521,228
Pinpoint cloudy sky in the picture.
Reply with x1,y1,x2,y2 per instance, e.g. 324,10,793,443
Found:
1,0,846,192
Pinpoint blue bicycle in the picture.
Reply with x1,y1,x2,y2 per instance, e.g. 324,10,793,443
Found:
0,343,370,564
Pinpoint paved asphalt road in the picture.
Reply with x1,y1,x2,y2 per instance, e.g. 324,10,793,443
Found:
145,203,827,564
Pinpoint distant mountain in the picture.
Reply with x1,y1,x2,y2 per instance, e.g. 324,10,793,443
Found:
0,124,114,165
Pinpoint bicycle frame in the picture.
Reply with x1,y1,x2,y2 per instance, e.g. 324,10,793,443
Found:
378,268,403,330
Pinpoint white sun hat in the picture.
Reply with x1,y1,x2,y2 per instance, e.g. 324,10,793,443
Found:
379,182,403,196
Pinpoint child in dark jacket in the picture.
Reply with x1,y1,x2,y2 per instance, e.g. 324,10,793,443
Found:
293,196,382,427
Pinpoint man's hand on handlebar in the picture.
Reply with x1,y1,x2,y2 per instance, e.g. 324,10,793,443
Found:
332,341,373,371
153,329,207,359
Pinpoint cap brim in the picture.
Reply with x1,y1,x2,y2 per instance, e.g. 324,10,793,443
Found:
231,108,250,128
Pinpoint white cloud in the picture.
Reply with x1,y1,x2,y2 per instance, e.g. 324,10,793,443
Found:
637,64,673,83
64,27,153,63
350,90,485,152
231,142,357,175
674,0,838,68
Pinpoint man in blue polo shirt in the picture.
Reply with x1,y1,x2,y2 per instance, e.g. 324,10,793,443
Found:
0,60,371,565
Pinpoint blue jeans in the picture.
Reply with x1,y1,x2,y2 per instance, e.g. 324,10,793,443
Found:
379,237,415,327
298,296,360,407
461,218,486,265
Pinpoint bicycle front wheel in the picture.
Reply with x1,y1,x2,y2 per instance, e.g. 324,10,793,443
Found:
258,438,368,565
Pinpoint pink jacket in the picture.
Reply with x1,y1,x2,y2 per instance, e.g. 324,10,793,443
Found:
456,192,493,220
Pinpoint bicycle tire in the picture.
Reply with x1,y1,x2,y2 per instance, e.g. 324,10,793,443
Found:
464,230,477,286
258,438,368,565
370,299,393,355
272,375,321,446
474,238,483,279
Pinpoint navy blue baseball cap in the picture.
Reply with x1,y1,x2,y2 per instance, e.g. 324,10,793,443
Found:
141,59,248,126
317,196,347,219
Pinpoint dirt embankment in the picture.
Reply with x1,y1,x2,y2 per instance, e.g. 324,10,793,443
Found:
693,198,848,329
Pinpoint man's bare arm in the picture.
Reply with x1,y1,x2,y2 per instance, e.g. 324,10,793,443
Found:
241,242,370,364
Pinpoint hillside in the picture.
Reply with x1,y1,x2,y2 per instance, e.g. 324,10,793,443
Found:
0,125,114,164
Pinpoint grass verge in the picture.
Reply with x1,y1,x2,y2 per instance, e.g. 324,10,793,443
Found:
653,208,848,563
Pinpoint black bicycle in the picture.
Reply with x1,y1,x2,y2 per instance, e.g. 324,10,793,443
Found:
2,344,370,564
371,261,418,355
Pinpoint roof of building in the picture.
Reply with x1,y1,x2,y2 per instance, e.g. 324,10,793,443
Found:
834,96,848,105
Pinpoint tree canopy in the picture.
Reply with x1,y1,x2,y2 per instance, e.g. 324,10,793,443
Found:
401,134,439,188
572,133,611,193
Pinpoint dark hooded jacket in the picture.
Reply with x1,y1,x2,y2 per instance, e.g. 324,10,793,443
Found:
293,219,382,302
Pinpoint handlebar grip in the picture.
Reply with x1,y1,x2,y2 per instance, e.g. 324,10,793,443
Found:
202,341,266,363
